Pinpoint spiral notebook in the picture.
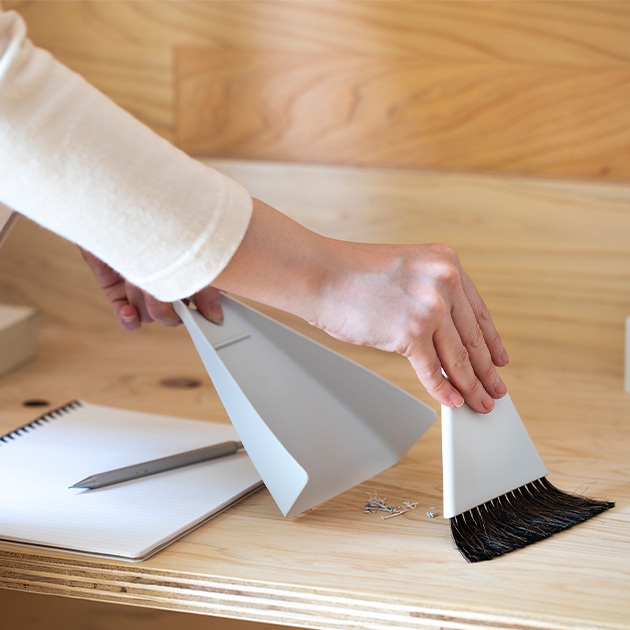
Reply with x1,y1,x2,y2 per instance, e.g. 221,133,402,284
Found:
0,401,263,561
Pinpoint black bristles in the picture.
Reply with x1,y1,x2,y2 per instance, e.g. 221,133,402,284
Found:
450,477,614,563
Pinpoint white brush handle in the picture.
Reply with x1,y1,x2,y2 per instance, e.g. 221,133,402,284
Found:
442,394,548,519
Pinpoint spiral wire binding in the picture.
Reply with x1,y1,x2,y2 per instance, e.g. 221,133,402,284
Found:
450,476,615,563
0,400,82,444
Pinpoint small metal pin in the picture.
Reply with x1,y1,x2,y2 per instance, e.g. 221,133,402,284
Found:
363,493,419,520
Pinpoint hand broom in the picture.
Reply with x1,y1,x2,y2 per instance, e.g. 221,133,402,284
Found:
442,394,614,562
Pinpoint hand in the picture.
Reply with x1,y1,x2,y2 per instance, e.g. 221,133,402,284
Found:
79,248,224,330
211,199,508,414
309,242,509,414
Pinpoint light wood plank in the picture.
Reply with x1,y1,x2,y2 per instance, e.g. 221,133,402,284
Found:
7,1,630,64
177,51,630,179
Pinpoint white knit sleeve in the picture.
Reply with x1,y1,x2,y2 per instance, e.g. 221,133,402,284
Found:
0,8,253,301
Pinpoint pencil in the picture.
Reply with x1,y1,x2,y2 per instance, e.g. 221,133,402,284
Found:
70,440,243,489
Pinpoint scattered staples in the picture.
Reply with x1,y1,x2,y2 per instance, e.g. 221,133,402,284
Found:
363,493,419,520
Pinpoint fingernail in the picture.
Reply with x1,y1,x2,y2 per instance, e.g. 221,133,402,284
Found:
210,305,224,324
120,313,139,331
448,392,465,408
481,394,495,412
500,347,510,366
120,311,138,326
494,377,507,399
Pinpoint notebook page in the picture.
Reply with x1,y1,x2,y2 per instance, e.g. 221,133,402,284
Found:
0,402,262,559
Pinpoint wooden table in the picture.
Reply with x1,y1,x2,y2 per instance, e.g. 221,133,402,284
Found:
0,161,628,629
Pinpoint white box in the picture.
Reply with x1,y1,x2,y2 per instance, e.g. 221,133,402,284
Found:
0,304,38,378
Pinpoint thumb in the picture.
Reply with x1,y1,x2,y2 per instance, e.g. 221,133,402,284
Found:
193,286,224,324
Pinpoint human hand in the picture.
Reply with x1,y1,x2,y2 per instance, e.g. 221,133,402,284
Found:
79,248,224,330
209,200,507,414
309,242,508,414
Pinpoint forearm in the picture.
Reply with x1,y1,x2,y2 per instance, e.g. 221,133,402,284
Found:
212,198,335,324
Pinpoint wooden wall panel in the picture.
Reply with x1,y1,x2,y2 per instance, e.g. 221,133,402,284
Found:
173,1,630,180
6,1,630,181
9,1,630,64
177,52,630,179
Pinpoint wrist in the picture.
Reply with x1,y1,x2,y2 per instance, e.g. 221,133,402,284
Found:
212,198,339,324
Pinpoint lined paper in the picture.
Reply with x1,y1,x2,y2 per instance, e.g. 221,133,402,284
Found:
0,402,262,560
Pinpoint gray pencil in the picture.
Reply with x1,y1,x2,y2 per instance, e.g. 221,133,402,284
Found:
70,440,244,489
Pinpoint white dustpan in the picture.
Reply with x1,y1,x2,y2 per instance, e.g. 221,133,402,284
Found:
441,394,548,519
174,296,436,518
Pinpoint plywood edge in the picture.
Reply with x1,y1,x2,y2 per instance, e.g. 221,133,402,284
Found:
0,550,622,630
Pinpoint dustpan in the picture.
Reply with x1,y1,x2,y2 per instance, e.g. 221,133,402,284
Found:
173,296,436,518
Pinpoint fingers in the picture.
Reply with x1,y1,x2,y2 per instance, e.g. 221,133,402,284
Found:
407,347,465,410
138,290,181,326
125,284,153,323
116,303,141,331
79,247,219,329
111,288,180,329
193,286,224,324
433,317,499,414
448,292,507,404
425,247,508,412
460,268,509,368
79,248,143,330
125,285,223,328
403,246,508,413
409,318,501,414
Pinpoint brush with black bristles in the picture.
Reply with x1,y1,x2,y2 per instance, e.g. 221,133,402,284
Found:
441,394,614,563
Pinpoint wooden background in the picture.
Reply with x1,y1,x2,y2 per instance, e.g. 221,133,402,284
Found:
5,0,630,181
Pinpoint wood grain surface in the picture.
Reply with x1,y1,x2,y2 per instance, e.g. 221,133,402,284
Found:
0,161,628,629
6,0,630,180
177,51,630,180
